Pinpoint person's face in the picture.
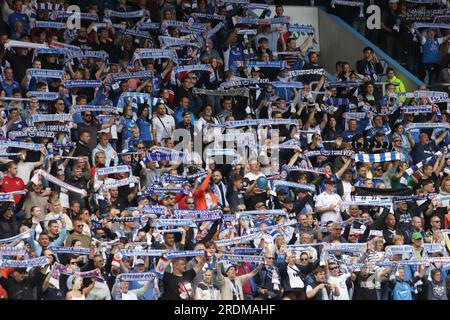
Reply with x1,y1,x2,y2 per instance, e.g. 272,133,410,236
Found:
386,214,396,227
358,166,367,178
432,271,441,282
275,6,284,16
364,50,373,60
212,171,222,184
96,153,106,164
14,0,22,11
204,270,213,283
431,218,441,229
234,179,243,190
424,183,435,193
158,105,166,115
94,256,104,269
135,263,145,273
39,234,49,247
266,256,274,266
315,271,326,283
164,234,175,246
4,68,13,80
397,201,407,211
374,116,382,127
412,217,422,229
49,222,59,235
329,264,339,276
226,267,236,279
331,227,342,238
74,221,84,233
175,259,186,273
443,180,450,192
348,120,357,131
387,70,395,79
309,53,318,64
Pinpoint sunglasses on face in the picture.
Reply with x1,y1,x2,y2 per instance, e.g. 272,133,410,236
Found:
300,258,309,261
329,266,339,271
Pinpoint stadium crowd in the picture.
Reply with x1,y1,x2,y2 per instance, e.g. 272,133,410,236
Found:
0,0,448,301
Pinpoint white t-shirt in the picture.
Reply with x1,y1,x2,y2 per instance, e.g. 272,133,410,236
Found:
327,273,351,300
152,115,175,144
316,192,342,224
287,264,305,289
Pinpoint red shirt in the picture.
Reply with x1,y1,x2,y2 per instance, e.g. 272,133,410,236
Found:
1,176,25,204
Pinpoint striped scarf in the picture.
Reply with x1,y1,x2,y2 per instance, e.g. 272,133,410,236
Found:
272,180,316,193
355,152,404,163
400,151,442,185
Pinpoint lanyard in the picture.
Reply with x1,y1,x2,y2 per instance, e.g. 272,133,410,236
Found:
230,280,241,300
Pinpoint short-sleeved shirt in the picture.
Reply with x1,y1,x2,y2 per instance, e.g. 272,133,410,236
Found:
162,269,196,300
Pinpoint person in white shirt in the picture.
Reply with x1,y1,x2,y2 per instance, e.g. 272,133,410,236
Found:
326,261,351,300
315,179,342,224
151,103,175,145
195,269,221,300
112,278,153,300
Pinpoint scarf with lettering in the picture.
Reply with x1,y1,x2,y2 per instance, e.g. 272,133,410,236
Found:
219,254,264,263
104,9,147,19
272,180,316,193
144,186,189,195
163,250,205,259
137,22,161,30
405,122,450,132
271,81,304,89
0,247,26,256
31,113,72,123
401,105,434,114
341,196,393,207
120,249,166,256
219,78,270,89
26,91,59,100
155,219,197,228
287,24,315,34
287,68,324,78
64,50,109,64
132,48,178,64
71,105,116,113
64,80,103,89
232,16,290,25
9,128,55,139
96,165,130,178
236,209,288,219
51,246,90,255
27,68,65,79
0,230,29,243
304,149,354,158
101,176,139,191
193,87,249,97
0,140,42,151
282,165,329,176
37,169,87,196
0,256,49,268
119,272,157,282
207,118,297,128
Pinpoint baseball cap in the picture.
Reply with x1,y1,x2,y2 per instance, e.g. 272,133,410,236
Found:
135,258,145,265
412,232,423,240
224,263,237,273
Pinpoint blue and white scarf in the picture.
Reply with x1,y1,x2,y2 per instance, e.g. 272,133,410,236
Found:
193,87,249,97
192,13,226,21
0,256,49,268
399,151,442,185
175,64,211,74
101,177,139,191
104,9,147,19
414,22,450,29
331,0,364,17
327,243,367,253
207,22,225,39
346,112,367,120
232,16,290,26
0,230,31,243
220,78,270,89
144,185,189,195
245,60,285,69
120,249,166,256
249,221,297,234
51,246,90,255
96,165,130,177
282,165,329,176
208,118,297,128
401,105,434,114
342,196,393,207
287,68,324,78
325,81,359,89
132,49,178,64
219,254,264,263
71,105,116,113
112,71,154,82
33,21,66,29
271,81,304,89
26,91,59,100
123,29,153,39
36,124,70,132
355,152,404,163
119,272,157,282
64,50,109,64
0,247,26,256
137,22,161,30
155,219,197,228
31,113,72,123
272,180,316,193
163,250,205,259
304,150,354,158
405,122,450,132
0,140,42,151
9,128,55,139
142,205,167,216
37,169,87,196
385,245,413,256
64,80,102,89
287,24,315,34
236,209,287,219
215,232,261,247
154,170,207,184
50,11,99,21
232,248,263,255
27,68,65,79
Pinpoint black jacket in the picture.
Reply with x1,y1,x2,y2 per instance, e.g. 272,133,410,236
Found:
0,214,20,240
280,263,306,292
